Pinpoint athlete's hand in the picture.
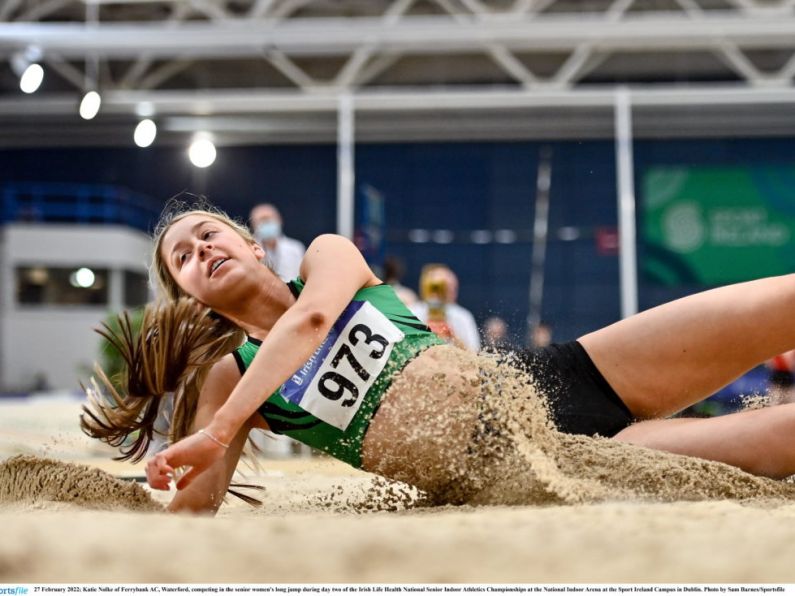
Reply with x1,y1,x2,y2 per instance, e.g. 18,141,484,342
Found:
145,453,174,491
145,431,226,491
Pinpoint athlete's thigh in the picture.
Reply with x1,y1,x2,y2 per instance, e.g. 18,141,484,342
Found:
580,275,795,419
612,404,795,479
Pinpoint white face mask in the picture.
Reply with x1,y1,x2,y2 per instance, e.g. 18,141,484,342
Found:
255,221,281,242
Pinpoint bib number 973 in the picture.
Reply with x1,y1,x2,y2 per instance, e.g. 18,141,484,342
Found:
317,324,389,406
297,301,404,430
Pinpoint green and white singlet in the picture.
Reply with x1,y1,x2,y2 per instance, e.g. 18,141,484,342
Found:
233,279,443,468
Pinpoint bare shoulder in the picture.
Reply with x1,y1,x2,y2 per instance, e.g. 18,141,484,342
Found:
301,234,380,288
305,234,371,261
306,233,350,249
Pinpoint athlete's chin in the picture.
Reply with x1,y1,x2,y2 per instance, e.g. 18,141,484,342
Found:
199,269,247,304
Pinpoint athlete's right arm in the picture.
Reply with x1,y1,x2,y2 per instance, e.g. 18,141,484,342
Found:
148,355,254,514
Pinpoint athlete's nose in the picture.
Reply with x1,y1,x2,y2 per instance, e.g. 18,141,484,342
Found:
198,242,213,259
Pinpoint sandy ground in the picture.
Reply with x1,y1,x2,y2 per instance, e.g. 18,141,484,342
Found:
3,395,795,584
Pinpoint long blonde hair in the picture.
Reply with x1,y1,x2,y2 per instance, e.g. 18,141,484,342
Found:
81,298,244,461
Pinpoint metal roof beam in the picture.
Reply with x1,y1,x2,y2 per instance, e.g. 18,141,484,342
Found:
6,85,795,117
5,13,795,59
332,0,416,89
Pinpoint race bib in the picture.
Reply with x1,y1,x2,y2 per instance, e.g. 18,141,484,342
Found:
280,300,405,430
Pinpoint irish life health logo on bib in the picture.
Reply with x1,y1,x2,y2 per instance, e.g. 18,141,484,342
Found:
280,300,405,430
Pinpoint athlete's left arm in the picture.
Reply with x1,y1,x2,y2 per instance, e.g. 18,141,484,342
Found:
149,235,378,490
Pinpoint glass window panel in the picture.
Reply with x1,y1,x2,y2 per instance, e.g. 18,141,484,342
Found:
124,269,149,307
16,266,109,306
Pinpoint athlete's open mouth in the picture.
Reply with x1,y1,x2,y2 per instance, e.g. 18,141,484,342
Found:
209,258,228,276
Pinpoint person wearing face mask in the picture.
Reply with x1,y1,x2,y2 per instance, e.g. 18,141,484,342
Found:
249,203,306,282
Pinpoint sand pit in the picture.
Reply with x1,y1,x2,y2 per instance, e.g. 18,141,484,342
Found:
2,447,795,583
0,455,161,512
1,458,795,583
5,360,795,584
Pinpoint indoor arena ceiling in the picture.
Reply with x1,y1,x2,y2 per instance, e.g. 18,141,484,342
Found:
2,0,795,147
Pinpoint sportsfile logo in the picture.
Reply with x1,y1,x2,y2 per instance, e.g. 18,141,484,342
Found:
0,588,28,595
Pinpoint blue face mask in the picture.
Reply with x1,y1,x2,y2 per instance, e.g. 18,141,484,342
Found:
255,221,281,242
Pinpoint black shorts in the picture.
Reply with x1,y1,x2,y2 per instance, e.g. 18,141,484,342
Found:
514,341,635,437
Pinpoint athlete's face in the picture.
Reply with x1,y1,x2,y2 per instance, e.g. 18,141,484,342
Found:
160,214,266,308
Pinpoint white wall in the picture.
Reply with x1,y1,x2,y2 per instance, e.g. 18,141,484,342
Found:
4,224,151,268
3,308,109,392
0,224,152,392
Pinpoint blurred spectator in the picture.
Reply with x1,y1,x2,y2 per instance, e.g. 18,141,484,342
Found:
411,264,481,352
529,322,553,349
250,204,310,458
766,349,795,404
483,316,514,353
249,203,305,282
382,255,418,307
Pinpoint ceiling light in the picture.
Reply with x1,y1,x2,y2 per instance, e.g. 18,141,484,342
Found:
79,91,101,120
188,137,216,168
19,64,44,94
10,48,44,94
134,119,157,148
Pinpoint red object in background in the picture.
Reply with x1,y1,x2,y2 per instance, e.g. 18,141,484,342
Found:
595,227,619,256
427,319,454,340
771,354,790,372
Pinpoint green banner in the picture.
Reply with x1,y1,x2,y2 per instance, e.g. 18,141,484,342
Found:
643,166,795,285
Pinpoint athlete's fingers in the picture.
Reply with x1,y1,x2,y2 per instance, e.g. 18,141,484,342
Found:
175,465,204,491
158,430,225,470
145,430,226,491
146,468,171,490
145,454,174,490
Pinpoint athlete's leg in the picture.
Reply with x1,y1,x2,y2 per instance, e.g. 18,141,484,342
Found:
578,274,795,419
613,402,795,479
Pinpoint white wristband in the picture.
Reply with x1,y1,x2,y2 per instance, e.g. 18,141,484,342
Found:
198,428,230,449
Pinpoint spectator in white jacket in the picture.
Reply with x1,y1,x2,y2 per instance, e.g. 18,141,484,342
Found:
249,203,305,282
410,263,481,352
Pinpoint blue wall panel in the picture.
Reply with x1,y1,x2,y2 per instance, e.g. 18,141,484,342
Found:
3,136,794,347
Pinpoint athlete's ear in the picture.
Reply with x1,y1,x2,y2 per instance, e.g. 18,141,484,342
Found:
251,241,265,261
